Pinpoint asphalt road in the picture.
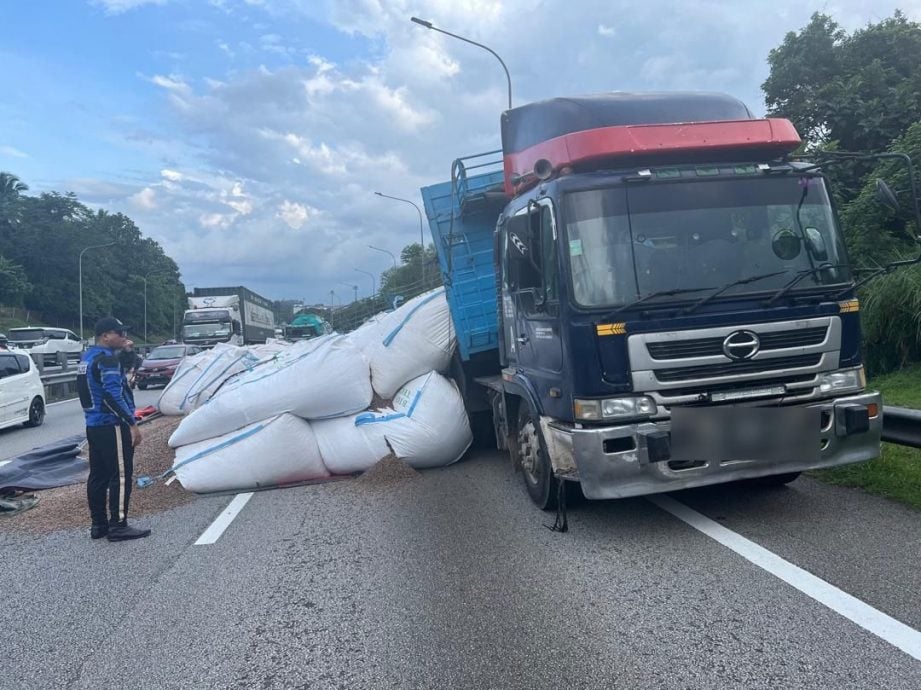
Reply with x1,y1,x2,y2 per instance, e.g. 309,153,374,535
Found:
0,389,161,461
2,448,919,689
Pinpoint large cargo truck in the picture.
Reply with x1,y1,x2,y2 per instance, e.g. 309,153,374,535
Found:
181,286,276,348
421,91,920,512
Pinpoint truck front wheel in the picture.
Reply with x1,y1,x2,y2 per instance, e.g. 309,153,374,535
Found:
517,405,558,511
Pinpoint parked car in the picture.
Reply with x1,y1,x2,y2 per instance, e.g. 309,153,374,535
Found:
6,326,83,365
135,344,201,390
0,351,45,430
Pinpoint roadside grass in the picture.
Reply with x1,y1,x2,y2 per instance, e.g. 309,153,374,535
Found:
811,364,921,510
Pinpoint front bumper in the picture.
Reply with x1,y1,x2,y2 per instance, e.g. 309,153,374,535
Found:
136,371,175,385
547,392,881,500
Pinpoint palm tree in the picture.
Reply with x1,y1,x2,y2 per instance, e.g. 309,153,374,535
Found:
0,172,28,203
0,172,29,230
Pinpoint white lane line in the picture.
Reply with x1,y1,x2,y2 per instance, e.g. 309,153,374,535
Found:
47,398,80,408
648,494,921,663
194,492,254,545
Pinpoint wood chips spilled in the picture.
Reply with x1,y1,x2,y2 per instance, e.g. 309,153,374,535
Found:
2,415,193,535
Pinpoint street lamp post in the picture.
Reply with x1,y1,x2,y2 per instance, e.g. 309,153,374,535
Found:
79,241,116,343
374,191,427,287
368,245,398,269
410,16,513,111
354,268,376,298
339,282,358,304
142,270,169,346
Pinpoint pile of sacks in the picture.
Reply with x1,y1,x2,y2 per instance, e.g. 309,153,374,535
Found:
159,289,473,493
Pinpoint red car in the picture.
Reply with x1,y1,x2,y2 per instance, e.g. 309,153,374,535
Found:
135,344,201,390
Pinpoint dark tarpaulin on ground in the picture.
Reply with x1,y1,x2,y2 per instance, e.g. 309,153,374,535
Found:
0,435,87,492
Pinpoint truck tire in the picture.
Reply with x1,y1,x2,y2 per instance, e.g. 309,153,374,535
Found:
517,405,558,511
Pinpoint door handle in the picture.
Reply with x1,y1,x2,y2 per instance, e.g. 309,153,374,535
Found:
516,335,529,344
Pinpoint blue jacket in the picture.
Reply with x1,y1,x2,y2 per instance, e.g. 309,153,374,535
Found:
77,346,136,427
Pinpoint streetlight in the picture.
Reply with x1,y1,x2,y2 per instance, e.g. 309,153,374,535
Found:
368,245,397,269
354,268,376,297
79,240,116,343
338,282,358,304
374,191,426,286
410,16,513,111
142,269,170,346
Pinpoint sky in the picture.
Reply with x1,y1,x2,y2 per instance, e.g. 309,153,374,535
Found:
2,0,920,304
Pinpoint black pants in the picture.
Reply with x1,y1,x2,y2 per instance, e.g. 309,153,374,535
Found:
86,424,134,526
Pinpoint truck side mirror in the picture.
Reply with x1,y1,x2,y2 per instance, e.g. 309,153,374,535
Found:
875,178,901,214
232,322,241,335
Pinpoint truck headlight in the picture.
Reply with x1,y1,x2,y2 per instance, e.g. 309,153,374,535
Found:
818,366,865,394
574,396,657,421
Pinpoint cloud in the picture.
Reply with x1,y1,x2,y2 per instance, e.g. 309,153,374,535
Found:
597,24,616,37
91,0,167,14
129,186,157,210
0,145,29,158
277,200,310,229
68,0,921,301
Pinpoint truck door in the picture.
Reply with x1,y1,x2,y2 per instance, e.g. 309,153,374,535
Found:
505,200,564,409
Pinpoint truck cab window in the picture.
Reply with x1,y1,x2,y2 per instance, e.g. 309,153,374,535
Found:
507,212,542,292
541,205,559,304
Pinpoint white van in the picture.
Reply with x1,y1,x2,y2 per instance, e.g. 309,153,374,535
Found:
6,327,83,365
0,351,45,430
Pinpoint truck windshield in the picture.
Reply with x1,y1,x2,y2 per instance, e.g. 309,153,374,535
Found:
181,323,231,339
564,175,851,308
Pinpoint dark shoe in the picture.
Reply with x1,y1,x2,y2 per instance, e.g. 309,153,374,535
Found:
107,522,151,542
90,524,109,540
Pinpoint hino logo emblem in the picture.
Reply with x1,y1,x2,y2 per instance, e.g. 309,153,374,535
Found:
722,330,760,360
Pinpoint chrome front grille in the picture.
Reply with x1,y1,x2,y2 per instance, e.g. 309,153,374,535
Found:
647,326,828,360
628,316,841,405
654,353,822,383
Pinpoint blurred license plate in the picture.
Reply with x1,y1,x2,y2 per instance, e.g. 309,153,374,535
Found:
710,385,785,402
671,406,819,463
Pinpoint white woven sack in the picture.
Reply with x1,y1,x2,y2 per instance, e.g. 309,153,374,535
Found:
352,371,472,469
171,413,329,493
362,289,456,398
312,415,390,474
157,345,249,416
168,335,372,448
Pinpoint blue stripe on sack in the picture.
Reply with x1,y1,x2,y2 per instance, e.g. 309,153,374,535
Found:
237,345,323,388
163,365,197,391
355,411,406,426
166,420,270,476
353,373,430,426
187,354,251,402
381,289,444,348
180,353,229,411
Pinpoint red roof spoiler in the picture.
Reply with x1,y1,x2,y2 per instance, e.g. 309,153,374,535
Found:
503,118,801,196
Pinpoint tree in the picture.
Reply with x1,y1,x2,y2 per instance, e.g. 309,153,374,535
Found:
764,11,921,154
0,255,31,305
0,174,187,341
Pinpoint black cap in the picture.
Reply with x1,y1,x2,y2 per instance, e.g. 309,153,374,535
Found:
94,317,129,337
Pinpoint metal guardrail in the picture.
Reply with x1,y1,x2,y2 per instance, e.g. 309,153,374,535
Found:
881,406,921,449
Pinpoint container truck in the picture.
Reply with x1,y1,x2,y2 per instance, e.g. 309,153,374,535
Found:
421,91,921,512
181,286,275,347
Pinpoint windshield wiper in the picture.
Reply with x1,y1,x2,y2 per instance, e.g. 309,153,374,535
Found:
764,264,851,307
607,286,715,316
680,271,788,315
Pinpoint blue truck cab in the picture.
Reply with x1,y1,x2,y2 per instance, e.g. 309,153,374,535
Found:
421,92,884,510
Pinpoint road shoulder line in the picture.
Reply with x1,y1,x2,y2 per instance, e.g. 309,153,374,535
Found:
648,494,921,663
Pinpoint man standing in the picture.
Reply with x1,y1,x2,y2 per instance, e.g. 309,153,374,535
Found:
118,339,143,389
77,317,150,542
